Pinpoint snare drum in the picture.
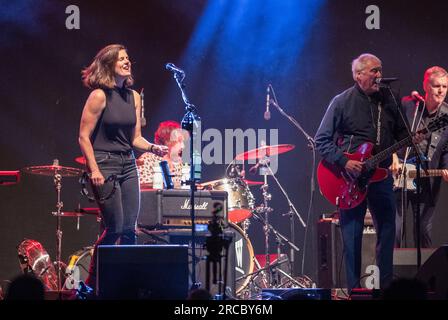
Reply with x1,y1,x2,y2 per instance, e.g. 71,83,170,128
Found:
208,178,255,224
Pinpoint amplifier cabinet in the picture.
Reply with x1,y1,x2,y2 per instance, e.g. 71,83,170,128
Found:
139,189,228,228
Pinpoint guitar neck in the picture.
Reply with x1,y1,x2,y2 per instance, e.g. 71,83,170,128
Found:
366,136,412,169
408,169,445,179
366,113,448,169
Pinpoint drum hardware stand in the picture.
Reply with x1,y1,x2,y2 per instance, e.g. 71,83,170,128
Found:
257,157,274,287
137,228,171,244
251,210,302,288
262,160,306,270
253,156,304,288
167,62,202,289
235,254,294,288
51,159,64,298
205,203,232,300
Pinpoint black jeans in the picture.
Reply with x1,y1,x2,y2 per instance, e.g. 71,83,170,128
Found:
86,150,140,288
395,190,437,248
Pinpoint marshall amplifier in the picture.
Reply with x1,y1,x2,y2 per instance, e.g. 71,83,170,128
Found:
139,189,228,228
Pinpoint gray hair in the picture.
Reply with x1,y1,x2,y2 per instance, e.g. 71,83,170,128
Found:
351,53,382,81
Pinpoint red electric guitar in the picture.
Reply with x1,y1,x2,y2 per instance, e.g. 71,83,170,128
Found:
317,113,448,210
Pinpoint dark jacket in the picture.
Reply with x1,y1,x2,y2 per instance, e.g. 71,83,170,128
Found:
315,84,409,169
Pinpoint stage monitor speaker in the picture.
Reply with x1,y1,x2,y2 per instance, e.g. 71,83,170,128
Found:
97,245,189,300
167,230,236,298
317,219,376,289
261,288,331,300
415,245,448,299
137,229,236,296
392,248,436,280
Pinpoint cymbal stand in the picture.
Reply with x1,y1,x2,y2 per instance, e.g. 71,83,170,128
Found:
52,161,64,296
251,210,302,287
256,157,274,287
264,160,306,272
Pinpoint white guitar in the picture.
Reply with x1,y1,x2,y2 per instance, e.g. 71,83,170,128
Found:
393,163,446,191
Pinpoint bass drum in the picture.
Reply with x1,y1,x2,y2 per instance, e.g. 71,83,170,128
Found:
228,222,255,296
64,247,93,290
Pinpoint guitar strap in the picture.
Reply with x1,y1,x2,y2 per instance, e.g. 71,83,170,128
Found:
369,99,382,146
375,102,382,146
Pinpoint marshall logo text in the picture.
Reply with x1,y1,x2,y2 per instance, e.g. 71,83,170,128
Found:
180,199,209,211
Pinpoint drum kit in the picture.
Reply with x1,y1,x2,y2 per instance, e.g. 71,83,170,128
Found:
15,143,312,297
19,159,99,293
197,143,312,297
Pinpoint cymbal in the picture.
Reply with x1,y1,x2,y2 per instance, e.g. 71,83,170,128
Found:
75,156,86,165
22,165,83,177
243,179,263,186
51,207,101,217
235,144,295,161
197,178,223,189
52,211,85,217
78,207,101,215
197,178,263,189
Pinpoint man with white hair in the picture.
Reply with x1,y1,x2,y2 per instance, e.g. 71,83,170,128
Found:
315,53,410,291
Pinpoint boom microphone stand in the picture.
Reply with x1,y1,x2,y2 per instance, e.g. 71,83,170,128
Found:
267,85,315,275
166,63,202,288
385,85,427,269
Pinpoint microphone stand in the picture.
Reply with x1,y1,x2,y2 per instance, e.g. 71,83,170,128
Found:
170,69,202,289
397,99,423,247
385,85,427,269
268,90,315,275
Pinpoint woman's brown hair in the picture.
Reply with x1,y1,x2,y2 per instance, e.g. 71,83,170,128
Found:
81,44,134,89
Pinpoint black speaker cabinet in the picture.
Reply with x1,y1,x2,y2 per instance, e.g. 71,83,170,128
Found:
392,248,436,280
317,219,376,289
97,245,189,299
137,226,246,298
415,245,448,299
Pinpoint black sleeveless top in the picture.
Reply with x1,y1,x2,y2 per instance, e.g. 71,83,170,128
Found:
91,86,136,153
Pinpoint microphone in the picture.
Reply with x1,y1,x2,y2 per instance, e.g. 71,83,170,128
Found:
411,90,425,103
264,86,271,120
165,63,185,75
374,77,399,85
140,88,146,127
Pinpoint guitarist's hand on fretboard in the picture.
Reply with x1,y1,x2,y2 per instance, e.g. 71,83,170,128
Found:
443,169,448,182
412,132,427,144
389,153,402,177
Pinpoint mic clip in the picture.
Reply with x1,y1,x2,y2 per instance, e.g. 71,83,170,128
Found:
249,158,270,174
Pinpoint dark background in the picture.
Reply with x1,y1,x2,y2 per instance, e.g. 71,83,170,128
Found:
1,0,448,286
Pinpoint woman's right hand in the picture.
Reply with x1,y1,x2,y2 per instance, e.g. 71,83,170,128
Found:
90,170,105,186
151,144,169,157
